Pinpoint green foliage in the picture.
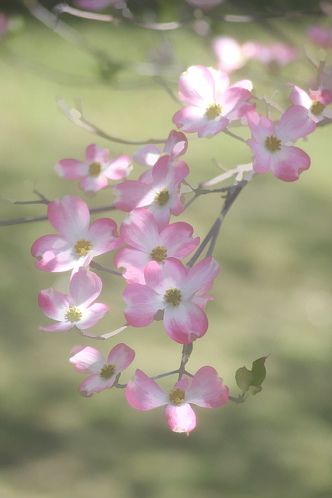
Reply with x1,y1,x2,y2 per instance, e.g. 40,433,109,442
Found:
235,356,268,395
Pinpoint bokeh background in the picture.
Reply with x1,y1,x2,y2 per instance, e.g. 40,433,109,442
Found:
0,1,332,497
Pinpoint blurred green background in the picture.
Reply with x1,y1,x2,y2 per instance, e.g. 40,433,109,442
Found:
0,4,332,498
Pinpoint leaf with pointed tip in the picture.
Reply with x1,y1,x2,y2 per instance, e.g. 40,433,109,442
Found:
235,356,268,394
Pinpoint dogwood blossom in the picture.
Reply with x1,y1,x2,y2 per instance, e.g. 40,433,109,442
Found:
55,144,131,193
126,367,229,433
290,85,332,122
31,195,119,272
113,155,189,227
247,106,316,181
124,257,219,344
173,65,252,137
213,37,247,73
115,208,200,283
38,268,109,332
70,343,135,396
243,42,298,66
308,26,332,49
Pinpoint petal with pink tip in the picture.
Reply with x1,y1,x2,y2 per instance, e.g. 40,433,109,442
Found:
40,322,73,332
124,283,162,327
32,235,75,272
80,374,116,396
185,366,229,408
248,141,273,174
178,65,215,106
197,117,229,138
133,144,160,167
38,288,69,320
276,105,316,142
69,268,102,307
164,303,208,344
126,370,168,410
113,180,151,212
114,247,148,284
160,222,199,259
77,303,110,330
120,209,160,252
183,257,219,298
173,106,207,133
48,196,90,241
164,130,188,158
55,159,88,179
270,145,310,182
70,346,104,373
164,404,196,433
88,218,119,256
79,175,109,193
107,343,135,372
289,85,312,109
104,156,132,180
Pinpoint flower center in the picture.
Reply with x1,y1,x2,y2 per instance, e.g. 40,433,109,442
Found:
150,246,167,263
65,306,82,323
164,288,182,307
89,162,102,177
265,135,281,152
205,103,222,120
100,364,115,379
74,239,92,257
155,188,170,207
310,101,325,116
169,388,185,406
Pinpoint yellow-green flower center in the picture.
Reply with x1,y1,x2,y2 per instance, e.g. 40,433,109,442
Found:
265,135,282,152
150,246,167,263
100,364,115,379
169,388,185,406
65,306,82,323
155,188,170,207
89,162,102,177
74,239,92,257
205,103,222,120
310,101,325,116
164,288,182,307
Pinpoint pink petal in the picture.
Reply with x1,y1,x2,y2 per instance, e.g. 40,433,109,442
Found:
160,222,200,258
164,302,208,344
289,85,312,109
69,268,102,307
185,366,229,408
54,159,87,179
248,141,273,174
120,208,160,252
70,346,104,373
213,36,245,73
173,106,207,133
133,144,160,167
178,65,215,106
103,155,132,180
79,175,109,193
164,404,196,433
77,303,110,329
221,87,251,117
32,235,75,272
125,370,168,410
114,247,148,284
124,283,162,327
164,130,188,158
107,343,135,372
247,111,274,143
40,322,73,332
88,218,119,256
270,145,310,182
113,180,151,212
197,117,229,138
183,257,219,298
276,105,316,142
38,288,70,320
80,374,116,396
47,196,90,241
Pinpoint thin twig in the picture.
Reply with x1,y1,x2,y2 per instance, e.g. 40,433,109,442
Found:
90,261,122,277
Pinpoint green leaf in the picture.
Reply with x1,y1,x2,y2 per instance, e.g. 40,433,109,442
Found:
235,356,269,394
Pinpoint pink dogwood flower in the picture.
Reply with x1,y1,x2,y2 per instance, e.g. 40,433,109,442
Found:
31,195,119,272
133,130,187,168
247,106,316,182
308,26,332,49
173,65,252,137
74,0,126,11
212,37,248,73
38,268,109,332
290,85,332,122
55,144,132,193
242,42,298,67
115,208,200,284
113,155,189,227
70,343,135,397
124,257,219,344
126,367,229,433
